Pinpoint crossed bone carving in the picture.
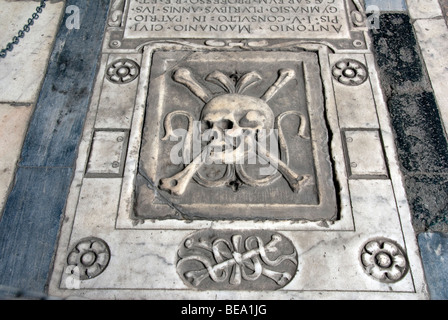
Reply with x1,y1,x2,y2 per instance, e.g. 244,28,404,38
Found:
177,234,298,287
159,68,312,196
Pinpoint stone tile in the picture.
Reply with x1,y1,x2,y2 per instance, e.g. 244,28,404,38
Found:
388,92,448,173
418,232,448,299
49,45,428,300
371,14,428,90
0,0,420,299
406,174,448,232
0,0,65,103
0,104,33,214
329,54,379,129
413,18,448,138
406,0,443,18
19,0,111,167
94,54,142,129
0,167,73,292
85,130,129,178
343,130,388,179
0,0,111,294
136,51,337,221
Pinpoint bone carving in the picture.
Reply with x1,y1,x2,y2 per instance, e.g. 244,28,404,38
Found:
159,68,312,196
177,231,298,289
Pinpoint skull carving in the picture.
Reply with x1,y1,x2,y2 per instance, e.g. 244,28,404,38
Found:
200,94,275,163
159,68,312,196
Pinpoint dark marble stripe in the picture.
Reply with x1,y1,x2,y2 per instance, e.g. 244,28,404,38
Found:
370,13,448,232
20,0,110,168
0,168,73,292
0,0,110,293
418,232,448,300
370,13,448,300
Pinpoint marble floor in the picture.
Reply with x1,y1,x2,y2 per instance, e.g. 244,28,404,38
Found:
0,0,447,300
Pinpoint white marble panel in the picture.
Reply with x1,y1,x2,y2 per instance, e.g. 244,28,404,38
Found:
94,54,142,129
0,0,65,103
47,0,429,300
413,18,448,136
406,0,443,18
86,130,128,177
0,104,33,214
344,129,388,178
329,54,379,129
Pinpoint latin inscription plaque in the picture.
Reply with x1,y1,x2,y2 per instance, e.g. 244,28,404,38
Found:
124,0,351,39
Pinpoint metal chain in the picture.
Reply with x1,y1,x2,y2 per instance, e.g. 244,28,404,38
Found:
0,0,48,59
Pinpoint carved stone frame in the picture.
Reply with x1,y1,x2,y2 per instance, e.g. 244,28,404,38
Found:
114,41,354,230
133,49,338,221
47,1,429,297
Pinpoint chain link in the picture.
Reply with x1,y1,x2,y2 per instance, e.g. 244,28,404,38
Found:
0,0,48,59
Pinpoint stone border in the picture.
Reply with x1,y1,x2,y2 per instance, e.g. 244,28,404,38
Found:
0,0,437,299
47,38,428,298
0,0,111,293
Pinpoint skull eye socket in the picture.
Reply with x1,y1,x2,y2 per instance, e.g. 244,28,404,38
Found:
218,119,234,130
239,111,265,128
202,120,212,131
239,119,260,128
201,119,234,131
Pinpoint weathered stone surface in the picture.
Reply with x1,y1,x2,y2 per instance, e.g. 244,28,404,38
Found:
365,0,407,11
136,50,337,221
0,1,65,103
0,104,33,215
343,129,388,179
46,0,429,300
407,0,443,19
413,18,448,140
370,13,448,235
86,130,129,178
124,0,351,39
418,232,448,299
176,229,298,290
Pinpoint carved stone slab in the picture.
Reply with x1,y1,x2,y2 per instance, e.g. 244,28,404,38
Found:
124,0,351,39
105,0,368,51
136,51,337,221
47,0,429,300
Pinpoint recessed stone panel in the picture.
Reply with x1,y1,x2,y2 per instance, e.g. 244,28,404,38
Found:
135,50,338,221
330,55,379,129
343,129,388,179
86,130,129,178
